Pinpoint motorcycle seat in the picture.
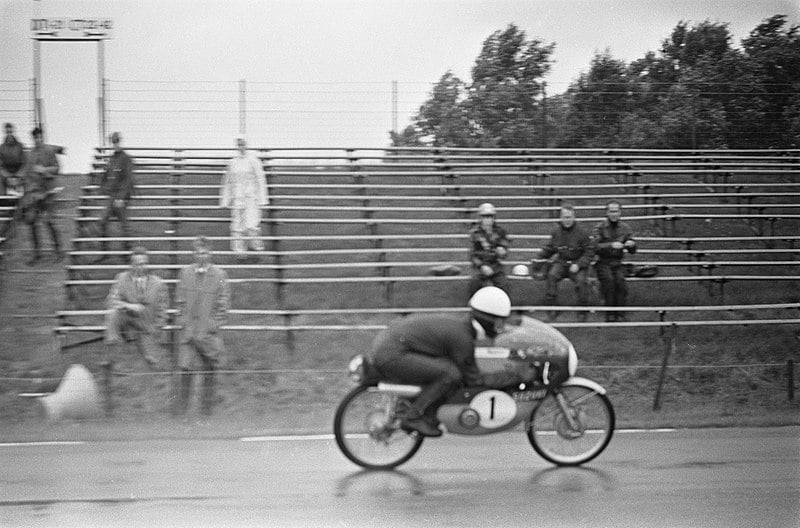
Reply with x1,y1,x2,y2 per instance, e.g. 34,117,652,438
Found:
372,382,422,398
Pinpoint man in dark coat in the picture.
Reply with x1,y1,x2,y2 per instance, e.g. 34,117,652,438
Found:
538,204,594,321
23,127,61,264
368,286,535,437
591,200,637,321
0,122,25,196
97,131,135,257
468,202,510,297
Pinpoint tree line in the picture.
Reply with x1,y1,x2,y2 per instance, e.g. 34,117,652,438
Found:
391,15,800,149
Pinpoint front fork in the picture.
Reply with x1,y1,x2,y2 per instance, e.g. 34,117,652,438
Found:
554,391,580,430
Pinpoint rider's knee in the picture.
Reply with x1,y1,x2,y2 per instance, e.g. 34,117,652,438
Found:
440,363,462,385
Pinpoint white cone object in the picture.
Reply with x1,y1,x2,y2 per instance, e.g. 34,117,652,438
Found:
41,364,102,420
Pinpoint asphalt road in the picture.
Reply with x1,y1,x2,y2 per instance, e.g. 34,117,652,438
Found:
1,426,798,528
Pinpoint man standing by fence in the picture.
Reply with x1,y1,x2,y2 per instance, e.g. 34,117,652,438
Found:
96,131,135,259
175,236,230,416
592,200,637,322
219,136,268,261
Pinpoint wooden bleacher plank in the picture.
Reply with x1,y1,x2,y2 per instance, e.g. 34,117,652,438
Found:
66,147,800,332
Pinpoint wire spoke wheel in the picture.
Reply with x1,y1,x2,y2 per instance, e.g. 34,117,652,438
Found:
334,385,424,470
527,386,615,466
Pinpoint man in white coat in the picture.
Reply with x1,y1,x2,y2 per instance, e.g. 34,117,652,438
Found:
219,136,268,259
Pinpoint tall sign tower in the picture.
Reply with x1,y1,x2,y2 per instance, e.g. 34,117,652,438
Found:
30,17,113,144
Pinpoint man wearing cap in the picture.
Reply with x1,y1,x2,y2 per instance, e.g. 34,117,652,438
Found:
96,131,135,259
468,202,510,297
219,136,269,260
0,122,26,197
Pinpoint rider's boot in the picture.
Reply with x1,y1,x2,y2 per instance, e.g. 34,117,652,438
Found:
400,407,442,437
400,375,458,437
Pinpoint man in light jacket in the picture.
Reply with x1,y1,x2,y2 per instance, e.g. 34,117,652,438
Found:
104,246,168,412
219,136,268,259
175,236,230,416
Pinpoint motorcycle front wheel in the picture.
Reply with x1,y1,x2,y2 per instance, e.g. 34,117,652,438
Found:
526,385,615,466
333,385,425,470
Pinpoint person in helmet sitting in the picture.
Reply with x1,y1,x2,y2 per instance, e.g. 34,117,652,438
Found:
366,286,535,437
468,202,510,297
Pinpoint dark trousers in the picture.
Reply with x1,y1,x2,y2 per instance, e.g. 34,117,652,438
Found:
373,345,462,417
98,201,130,250
24,195,60,255
468,271,507,298
545,261,588,305
595,261,628,314
176,355,216,416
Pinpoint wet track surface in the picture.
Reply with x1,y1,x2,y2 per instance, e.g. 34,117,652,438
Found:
1,426,798,527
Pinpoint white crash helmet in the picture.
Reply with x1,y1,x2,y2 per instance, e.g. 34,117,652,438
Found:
469,286,511,338
477,202,496,216
469,286,511,317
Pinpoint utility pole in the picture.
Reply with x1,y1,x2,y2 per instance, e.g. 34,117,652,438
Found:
239,79,247,137
98,39,106,146
541,81,548,148
391,80,398,135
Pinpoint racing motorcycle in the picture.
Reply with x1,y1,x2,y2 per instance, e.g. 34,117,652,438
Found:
333,315,614,470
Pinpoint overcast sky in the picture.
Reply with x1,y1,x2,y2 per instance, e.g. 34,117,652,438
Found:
1,0,798,172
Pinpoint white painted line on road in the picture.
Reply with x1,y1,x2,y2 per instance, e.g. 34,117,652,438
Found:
239,428,677,442
241,434,336,442
619,428,677,433
0,429,678,447
0,441,86,447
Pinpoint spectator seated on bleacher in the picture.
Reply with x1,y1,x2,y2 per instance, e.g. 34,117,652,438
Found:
468,202,510,298
104,246,168,370
591,200,637,322
537,203,594,322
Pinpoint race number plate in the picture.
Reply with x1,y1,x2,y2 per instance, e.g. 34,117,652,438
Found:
470,390,517,428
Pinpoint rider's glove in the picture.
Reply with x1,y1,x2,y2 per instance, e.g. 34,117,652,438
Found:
481,363,540,388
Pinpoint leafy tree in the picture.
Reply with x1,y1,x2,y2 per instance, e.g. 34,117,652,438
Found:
466,24,554,147
388,124,424,148
741,15,800,147
391,24,554,148
559,50,631,147
394,16,800,149
413,72,474,146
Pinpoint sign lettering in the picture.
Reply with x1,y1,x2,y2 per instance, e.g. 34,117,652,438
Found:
31,18,113,40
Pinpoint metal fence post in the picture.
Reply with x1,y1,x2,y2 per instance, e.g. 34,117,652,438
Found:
653,324,677,410
101,360,114,417
239,79,247,137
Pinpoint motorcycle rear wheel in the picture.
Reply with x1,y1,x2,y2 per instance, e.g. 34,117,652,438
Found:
334,385,425,470
526,385,615,466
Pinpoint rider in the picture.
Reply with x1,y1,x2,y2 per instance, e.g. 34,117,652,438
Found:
367,286,535,437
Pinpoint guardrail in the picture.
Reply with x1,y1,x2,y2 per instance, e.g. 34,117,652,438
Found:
53,303,800,411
